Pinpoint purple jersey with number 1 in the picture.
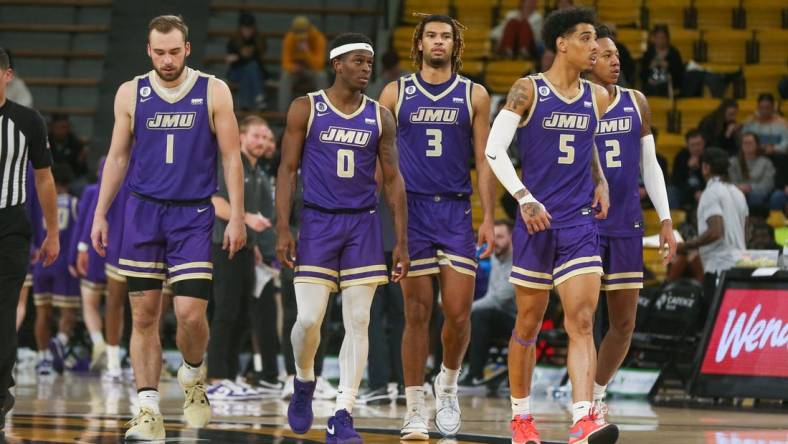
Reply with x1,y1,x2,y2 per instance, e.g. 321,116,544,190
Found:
128,70,217,200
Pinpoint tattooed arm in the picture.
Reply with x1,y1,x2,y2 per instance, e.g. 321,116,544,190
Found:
486,77,551,233
378,106,410,281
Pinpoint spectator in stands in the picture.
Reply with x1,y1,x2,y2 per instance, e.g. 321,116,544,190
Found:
226,12,267,111
678,147,748,312
367,51,408,100
699,99,741,155
48,114,87,179
278,16,327,113
728,132,776,206
747,205,779,250
742,93,787,155
670,129,706,209
492,0,543,56
496,0,540,59
641,25,684,97
460,220,514,388
3,49,32,108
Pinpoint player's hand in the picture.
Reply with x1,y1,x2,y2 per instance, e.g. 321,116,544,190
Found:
659,220,677,265
77,251,89,277
254,245,263,266
224,215,246,259
593,181,610,220
38,234,60,267
276,226,296,268
391,242,410,283
245,212,272,233
476,217,495,259
91,215,109,257
520,201,551,234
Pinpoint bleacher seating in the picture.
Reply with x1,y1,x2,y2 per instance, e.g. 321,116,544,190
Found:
693,0,742,30
700,29,752,65
486,60,534,95
675,97,718,134
647,0,691,29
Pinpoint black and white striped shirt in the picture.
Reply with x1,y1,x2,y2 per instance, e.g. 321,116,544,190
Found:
0,99,50,209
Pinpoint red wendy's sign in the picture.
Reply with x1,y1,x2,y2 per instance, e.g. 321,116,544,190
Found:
700,289,788,378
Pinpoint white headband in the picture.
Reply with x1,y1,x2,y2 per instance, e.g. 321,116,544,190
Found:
329,42,374,60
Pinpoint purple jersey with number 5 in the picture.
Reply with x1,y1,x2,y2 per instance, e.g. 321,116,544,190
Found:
395,73,474,195
516,74,599,228
301,90,381,210
595,86,644,237
128,70,218,200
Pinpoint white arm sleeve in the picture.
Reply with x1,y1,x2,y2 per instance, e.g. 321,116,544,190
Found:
640,134,671,222
485,109,526,198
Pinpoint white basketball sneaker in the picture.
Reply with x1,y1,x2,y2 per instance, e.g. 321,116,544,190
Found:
433,376,461,436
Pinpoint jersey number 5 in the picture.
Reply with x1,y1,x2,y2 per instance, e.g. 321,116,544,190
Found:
557,134,574,164
337,149,355,178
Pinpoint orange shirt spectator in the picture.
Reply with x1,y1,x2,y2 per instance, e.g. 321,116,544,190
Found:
281,16,326,73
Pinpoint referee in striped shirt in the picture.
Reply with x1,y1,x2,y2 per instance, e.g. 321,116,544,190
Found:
0,46,59,432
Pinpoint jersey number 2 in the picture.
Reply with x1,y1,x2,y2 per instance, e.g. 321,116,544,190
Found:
604,140,622,168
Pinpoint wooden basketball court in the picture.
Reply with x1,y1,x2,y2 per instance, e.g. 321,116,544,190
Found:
2,372,787,443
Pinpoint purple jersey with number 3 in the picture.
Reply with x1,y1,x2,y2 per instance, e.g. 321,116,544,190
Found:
395,73,474,195
128,70,218,200
517,74,599,228
595,86,644,237
301,90,381,210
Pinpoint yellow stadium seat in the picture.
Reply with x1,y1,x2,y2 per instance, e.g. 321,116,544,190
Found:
768,210,786,229
702,29,751,65
402,0,449,24
648,0,691,29
647,96,674,135
598,0,643,27
743,64,788,99
671,209,686,226
643,248,668,283
615,29,648,59
675,97,718,134
666,28,700,62
462,28,493,60
736,99,758,122
742,0,787,30
656,132,685,172
694,0,740,30
455,0,495,29
755,29,788,65
460,60,485,78
486,60,534,94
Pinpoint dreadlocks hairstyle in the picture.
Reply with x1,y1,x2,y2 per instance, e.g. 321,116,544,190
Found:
595,23,615,42
410,14,466,74
542,7,597,52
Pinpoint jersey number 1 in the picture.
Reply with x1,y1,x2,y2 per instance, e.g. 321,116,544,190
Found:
165,134,174,164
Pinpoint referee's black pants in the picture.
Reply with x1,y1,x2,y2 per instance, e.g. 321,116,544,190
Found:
0,205,31,403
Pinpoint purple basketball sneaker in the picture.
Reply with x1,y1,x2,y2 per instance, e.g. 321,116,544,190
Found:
326,409,362,444
287,378,316,434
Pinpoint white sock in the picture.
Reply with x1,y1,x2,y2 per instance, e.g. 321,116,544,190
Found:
511,396,531,419
439,364,460,387
138,389,161,414
106,345,120,371
56,332,69,346
405,386,424,411
180,360,202,385
292,283,330,383
593,382,607,402
37,350,46,360
572,401,592,424
335,387,358,414
337,284,375,405
90,331,105,347
253,353,263,373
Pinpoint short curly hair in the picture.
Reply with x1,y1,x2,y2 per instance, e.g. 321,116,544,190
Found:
542,7,597,52
595,24,615,42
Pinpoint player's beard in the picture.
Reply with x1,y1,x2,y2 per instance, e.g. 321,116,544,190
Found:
423,52,450,69
154,63,185,82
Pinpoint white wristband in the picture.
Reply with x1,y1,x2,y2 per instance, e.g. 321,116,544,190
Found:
77,242,89,252
517,193,538,206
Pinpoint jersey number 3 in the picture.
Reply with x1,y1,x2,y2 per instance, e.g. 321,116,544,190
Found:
426,129,442,157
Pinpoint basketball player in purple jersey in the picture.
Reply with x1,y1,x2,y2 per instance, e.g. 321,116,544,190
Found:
70,157,108,371
276,33,409,443
378,15,496,439
485,8,619,444
586,25,676,423
90,15,246,440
